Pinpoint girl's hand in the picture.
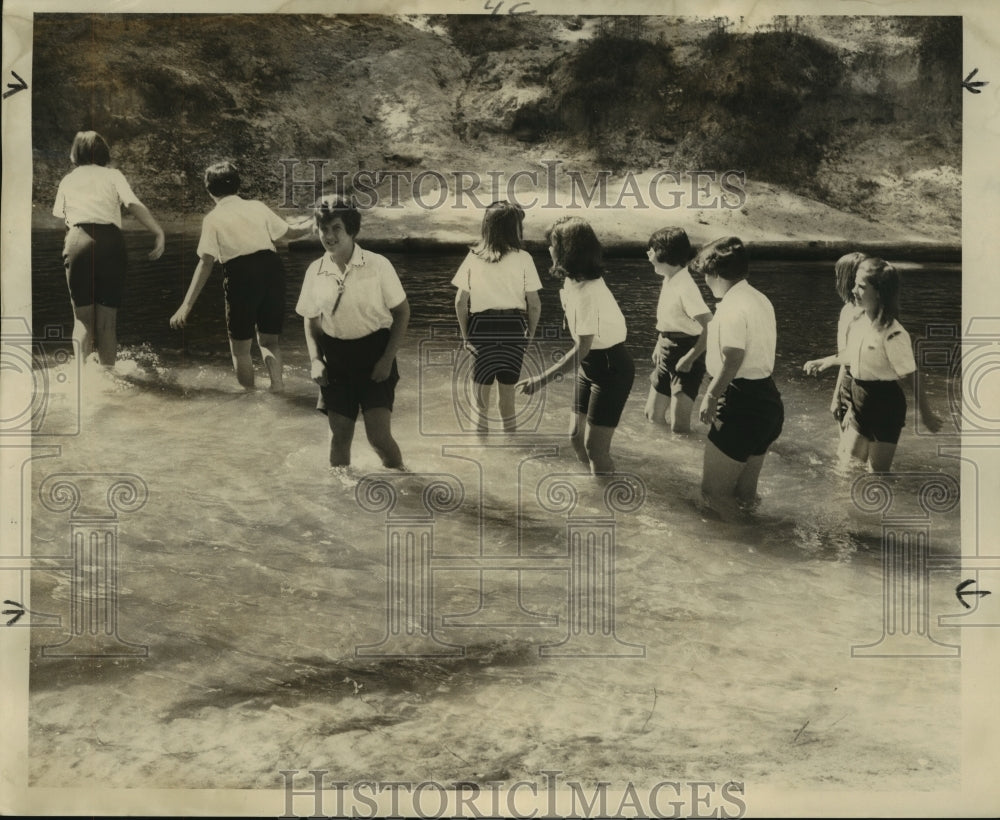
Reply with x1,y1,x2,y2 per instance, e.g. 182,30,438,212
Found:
517,376,542,396
169,305,189,329
699,393,720,425
830,398,846,422
651,337,673,366
149,233,165,261
288,216,315,234
462,341,478,356
803,356,838,376
922,408,943,434
310,359,328,387
371,356,393,383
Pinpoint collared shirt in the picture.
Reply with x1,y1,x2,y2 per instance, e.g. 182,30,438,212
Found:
706,279,777,379
843,315,916,381
52,165,140,228
836,301,865,355
296,244,407,340
655,267,711,335
196,195,290,264
559,276,628,350
450,249,543,313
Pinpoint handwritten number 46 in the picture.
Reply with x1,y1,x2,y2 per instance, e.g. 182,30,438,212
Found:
484,0,537,14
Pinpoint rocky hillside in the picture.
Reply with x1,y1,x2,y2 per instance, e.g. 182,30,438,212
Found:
31,13,961,243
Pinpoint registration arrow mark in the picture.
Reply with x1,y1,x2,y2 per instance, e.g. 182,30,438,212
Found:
3,600,26,625
956,579,992,610
2,70,28,99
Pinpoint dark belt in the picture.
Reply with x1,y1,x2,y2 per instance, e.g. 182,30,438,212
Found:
659,330,697,340
473,308,522,316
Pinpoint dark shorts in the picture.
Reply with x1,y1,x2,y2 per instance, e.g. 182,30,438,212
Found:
468,310,528,385
63,223,128,308
222,250,285,340
317,328,400,422
574,343,635,428
847,378,906,444
650,331,707,401
707,376,784,462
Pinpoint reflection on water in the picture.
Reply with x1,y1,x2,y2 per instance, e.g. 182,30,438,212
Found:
25,229,963,790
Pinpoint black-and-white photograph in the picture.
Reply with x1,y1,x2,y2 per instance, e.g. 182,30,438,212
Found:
2,0,997,816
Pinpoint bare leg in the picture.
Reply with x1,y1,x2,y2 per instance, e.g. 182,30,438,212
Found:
257,332,284,392
94,305,118,366
644,387,670,425
71,303,96,362
472,381,491,434
327,412,356,467
735,453,766,508
868,441,899,473
669,390,695,434
837,423,870,471
585,423,617,475
497,382,518,433
228,337,255,389
569,411,589,466
701,440,750,522
362,407,403,469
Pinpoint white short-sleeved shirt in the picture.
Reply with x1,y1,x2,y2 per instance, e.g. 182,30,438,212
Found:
844,316,916,381
52,165,141,228
706,279,777,380
836,302,864,355
196,195,290,264
450,249,542,313
296,244,407,340
559,277,627,350
655,267,711,334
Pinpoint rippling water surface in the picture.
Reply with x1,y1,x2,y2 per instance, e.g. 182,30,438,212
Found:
25,230,963,791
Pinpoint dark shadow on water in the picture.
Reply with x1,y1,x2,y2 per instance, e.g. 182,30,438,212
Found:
160,639,538,722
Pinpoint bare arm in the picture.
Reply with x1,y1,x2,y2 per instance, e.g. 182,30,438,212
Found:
279,217,316,243
677,311,712,372
700,345,745,424
518,334,594,395
125,201,165,260
372,299,410,383
455,290,472,350
902,373,942,433
169,254,216,329
803,353,842,375
304,316,327,385
830,365,848,421
525,290,541,341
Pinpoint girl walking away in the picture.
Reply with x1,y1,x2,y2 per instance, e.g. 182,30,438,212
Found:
297,196,410,469
170,161,314,391
825,257,942,471
643,227,713,434
517,216,634,477
802,252,868,429
452,201,542,433
693,236,784,521
52,131,165,367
